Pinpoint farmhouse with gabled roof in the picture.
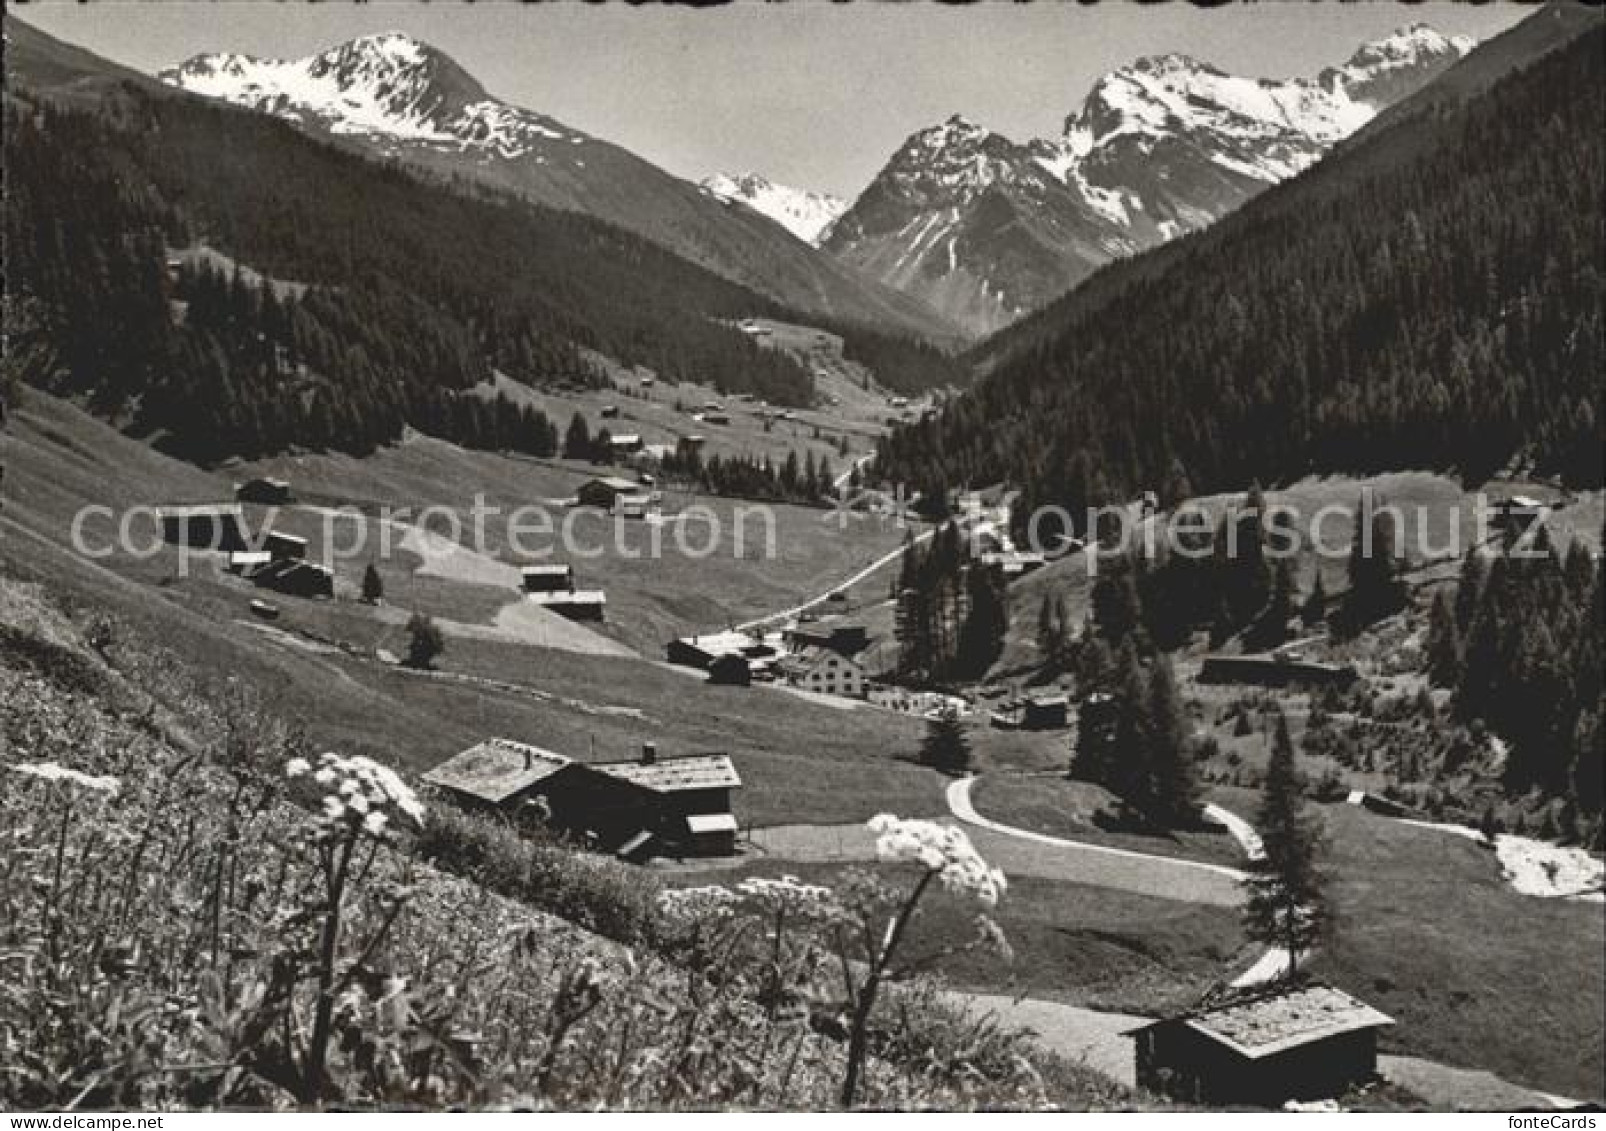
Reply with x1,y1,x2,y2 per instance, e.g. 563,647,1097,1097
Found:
422,738,741,859
1126,981,1394,1106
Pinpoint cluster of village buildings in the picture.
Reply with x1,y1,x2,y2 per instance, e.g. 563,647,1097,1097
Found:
157,477,335,605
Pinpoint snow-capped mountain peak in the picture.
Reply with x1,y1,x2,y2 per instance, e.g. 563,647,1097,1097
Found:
699,172,848,245
1325,23,1477,105
1343,22,1476,71
159,34,580,154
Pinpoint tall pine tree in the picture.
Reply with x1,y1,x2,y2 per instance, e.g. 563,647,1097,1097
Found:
1242,709,1329,974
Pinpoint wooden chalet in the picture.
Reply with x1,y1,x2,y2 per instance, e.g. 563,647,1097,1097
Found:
521,563,576,593
576,476,646,511
1126,982,1393,1107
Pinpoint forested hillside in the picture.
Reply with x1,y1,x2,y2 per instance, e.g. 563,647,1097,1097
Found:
877,19,1604,510
1,70,956,461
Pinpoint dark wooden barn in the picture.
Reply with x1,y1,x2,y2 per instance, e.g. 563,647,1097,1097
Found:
264,530,308,561
1022,693,1069,730
707,652,752,686
235,477,293,505
157,504,248,552
1126,982,1394,1107
666,631,776,673
251,559,333,599
591,746,742,858
521,564,575,593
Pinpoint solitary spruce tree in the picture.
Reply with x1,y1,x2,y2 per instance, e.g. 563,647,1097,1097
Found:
919,708,971,775
404,612,446,670
361,563,385,605
956,564,1008,679
1337,493,1405,634
1142,656,1202,827
1301,571,1328,629
1242,709,1329,974
1424,588,1462,687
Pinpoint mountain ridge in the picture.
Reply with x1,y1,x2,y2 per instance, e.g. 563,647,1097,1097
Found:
156,32,959,343
825,23,1473,336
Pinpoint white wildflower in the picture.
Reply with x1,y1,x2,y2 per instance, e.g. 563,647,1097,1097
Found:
736,874,840,918
363,810,389,836
867,814,1008,906
284,756,312,778
304,752,425,832
11,761,119,795
657,884,740,922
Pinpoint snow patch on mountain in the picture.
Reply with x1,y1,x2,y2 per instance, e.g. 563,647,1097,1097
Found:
699,172,848,245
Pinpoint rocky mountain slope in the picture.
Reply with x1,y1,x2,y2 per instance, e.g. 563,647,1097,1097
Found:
825,24,1473,336
157,33,955,341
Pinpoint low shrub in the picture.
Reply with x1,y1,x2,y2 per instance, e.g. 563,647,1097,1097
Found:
415,804,663,947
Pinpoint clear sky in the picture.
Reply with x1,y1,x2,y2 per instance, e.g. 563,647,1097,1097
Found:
15,1,1529,198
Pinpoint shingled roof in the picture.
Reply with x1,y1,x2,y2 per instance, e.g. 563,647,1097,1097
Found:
1131,983,1394,1060
593,753,741,793
583,476,643,493
155,503,244,519
421,738,574,805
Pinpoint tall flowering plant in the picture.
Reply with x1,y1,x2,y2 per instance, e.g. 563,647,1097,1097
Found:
283,753,425,1101
653,815,1010,1109
834,815,1008,1107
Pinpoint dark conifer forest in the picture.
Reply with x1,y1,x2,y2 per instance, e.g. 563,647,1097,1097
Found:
876,27,1604,511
